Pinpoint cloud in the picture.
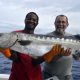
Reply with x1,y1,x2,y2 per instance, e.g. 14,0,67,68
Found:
0,0,78,10
0,22,24,33
66,4,80,12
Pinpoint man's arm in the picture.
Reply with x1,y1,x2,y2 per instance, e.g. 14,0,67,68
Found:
9,50,20,62
0,48,20,62
31,44,62,66
31,45,72,66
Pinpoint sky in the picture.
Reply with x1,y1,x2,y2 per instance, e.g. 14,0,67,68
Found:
0,0,80,34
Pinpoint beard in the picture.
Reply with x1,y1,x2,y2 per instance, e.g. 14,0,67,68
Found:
25,24,36,30
56,28,65,35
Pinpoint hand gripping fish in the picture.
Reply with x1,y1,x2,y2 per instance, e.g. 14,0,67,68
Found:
0,32,80,56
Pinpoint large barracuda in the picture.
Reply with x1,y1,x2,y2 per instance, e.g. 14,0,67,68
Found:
0,32,80,56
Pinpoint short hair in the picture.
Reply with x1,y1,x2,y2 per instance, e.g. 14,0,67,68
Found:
25,12,39,21
55,15,68,24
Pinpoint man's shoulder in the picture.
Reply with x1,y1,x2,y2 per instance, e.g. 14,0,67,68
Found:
46,31,55,36
46,31,72,37
14,30,23,32
64,32,72,36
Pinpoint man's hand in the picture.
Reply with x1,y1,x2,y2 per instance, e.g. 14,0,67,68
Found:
61,48,71,56
43,44,72,63
0,48,11,58
43,44,62,63
0,48,20,61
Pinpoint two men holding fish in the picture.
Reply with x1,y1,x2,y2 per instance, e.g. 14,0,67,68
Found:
0,12,73,80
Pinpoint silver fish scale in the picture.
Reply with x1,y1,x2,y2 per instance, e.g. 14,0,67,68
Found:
0,33,18,48
17,33,80,45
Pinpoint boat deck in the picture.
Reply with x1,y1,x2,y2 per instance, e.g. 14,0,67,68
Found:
0,74,9,80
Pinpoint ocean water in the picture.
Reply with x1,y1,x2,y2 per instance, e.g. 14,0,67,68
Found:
0,53,80,80
72,60,80,80
0,54,12,74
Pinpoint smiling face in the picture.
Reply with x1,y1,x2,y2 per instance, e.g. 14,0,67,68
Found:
24,12,38,31
54,15,69,35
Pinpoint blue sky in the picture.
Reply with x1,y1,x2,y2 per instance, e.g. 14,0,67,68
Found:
0,0,80,34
